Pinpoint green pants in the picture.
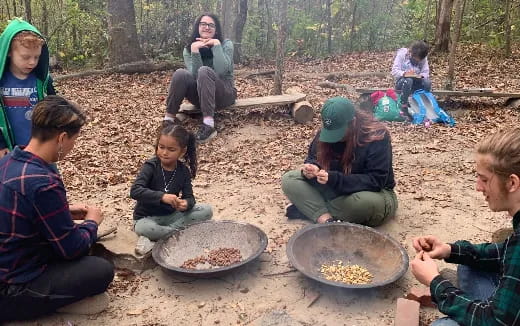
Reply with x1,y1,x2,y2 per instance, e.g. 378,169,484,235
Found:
134,204,213,241
281,170,397,226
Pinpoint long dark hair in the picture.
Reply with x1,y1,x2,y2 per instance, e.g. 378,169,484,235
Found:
156,122,198,178
317,110,388,174
185,13,224,50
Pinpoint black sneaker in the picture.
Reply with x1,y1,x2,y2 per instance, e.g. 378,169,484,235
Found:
286,204,309,220
196,124,217,143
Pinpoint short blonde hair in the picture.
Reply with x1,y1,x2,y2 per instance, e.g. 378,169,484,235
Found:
477,128,520,178
11,31,44,49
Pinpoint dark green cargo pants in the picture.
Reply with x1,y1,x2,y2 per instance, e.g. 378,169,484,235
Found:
281,170,397,226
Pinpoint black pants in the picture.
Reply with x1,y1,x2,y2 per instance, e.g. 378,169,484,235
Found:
166,67,237,118
395,77,432,105
0,256,114,322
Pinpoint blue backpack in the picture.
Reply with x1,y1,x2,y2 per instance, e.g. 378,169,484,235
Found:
407,90,456,126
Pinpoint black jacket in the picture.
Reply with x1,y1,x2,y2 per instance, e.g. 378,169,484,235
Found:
130,157,195,219
304,131,395,195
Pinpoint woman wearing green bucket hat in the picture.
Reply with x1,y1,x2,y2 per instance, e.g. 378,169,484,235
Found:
282,97,398,226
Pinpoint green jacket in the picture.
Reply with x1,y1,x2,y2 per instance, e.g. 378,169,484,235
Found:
0,18,54,150
183,39,234,84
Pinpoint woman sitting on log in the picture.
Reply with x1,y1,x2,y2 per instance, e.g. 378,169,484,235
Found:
0,96,114,322
282,97,398,226
164,13,237,144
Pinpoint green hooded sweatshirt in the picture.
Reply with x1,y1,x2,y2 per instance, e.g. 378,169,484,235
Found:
0,18,54,150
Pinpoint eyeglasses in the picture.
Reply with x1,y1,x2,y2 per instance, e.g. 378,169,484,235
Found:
199,22,216,29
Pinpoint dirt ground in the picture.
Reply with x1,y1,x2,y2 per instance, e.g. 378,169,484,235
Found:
7,48,520,325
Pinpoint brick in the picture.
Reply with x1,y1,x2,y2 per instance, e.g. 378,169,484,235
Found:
406,286,435,308
395,298,420,326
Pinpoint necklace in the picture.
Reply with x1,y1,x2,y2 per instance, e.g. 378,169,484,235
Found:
161,166,177,192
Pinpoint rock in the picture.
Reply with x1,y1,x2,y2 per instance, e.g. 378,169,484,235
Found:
240,287,250,294
406,287,435,308
91,228,156,272
395,298,420,326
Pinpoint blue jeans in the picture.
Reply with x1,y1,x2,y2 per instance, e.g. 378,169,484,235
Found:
431,265,500,326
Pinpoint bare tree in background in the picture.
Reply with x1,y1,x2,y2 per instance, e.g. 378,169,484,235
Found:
232,0,248,63
326,0,332,54
504,0,512,57
274,0,288,95
221,0,234,40
24,0,31,23
445,0,464,90
107,0,146,66
423,0,432,40
434,0,453,52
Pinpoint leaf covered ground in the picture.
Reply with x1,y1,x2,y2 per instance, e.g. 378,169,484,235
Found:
19,45,520,325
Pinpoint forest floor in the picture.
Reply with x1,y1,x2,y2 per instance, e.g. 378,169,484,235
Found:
8,45,520,326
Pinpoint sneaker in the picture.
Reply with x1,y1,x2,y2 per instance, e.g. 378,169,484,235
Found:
285,204,309,220
400,104,413,122
57,292,109,315
196,124,217,143
135,236,155,256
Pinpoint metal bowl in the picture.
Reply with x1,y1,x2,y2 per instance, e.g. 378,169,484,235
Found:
152,220,268,277
286,223,409,289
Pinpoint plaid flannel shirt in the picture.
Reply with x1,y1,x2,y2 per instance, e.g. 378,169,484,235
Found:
0,147,98,284
430,211,520,325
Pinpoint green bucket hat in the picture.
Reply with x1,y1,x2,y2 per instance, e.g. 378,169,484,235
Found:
319,97,355,143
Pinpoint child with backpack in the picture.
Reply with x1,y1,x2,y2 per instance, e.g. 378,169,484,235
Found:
391,40,431,118
130,122,213,255
0,18,56,156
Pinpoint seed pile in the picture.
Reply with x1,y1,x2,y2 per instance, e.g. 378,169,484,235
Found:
180,256,207,269
208,248,242,266
319,260,373,285
181,248,242,270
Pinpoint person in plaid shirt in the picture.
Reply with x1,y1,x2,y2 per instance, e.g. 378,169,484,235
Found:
411,128,520,326
0,96,114,322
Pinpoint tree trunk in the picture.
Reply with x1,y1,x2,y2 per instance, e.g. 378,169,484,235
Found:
41,1,48,36
24,0,31,23
221,0,234,40
423,0,432,40
107,0,146,66
6,0,11,18
232,0,248,63
266,0,274,55
274,0,288,95
504,0,512,57
12,0,17,16
445,0,464,90
348,0,357,52
326,0,332,54
433,0,454,53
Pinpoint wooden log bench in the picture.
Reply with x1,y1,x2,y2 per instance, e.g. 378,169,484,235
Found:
356,87,520,108
177,87,314,123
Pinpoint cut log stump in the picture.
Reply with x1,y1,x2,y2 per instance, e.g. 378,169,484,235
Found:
286,87,314,123
177,91,313,123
